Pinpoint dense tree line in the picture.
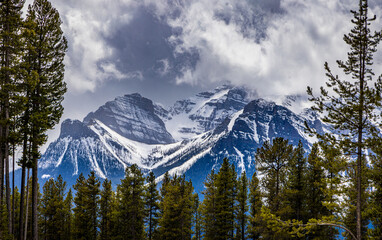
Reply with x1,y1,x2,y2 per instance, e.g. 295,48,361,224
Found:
3,138,381,239
0,0,67,239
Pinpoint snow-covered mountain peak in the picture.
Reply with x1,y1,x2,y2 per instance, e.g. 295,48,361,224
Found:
83,93,174,144
166,85,253,140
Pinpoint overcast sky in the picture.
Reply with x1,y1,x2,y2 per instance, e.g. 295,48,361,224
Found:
23,0,382,147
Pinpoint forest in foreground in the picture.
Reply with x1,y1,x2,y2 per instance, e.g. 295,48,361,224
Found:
3,138,382,240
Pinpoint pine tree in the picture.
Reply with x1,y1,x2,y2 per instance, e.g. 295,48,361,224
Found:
100,179,113,240
63,188,73,240
214,158,237,240
116,164,145,240
235,171,248,240
144,171,159,240
284,141,306,221
307,0,382,238
248,171,262,240
73,173,90,240
39,175,66,240
255,137,293,215
0,0,24,235
86,172,100,240
201,170,217,240
192,194,202,240
305,143,335,239
23,1,68,238
158,174,194,240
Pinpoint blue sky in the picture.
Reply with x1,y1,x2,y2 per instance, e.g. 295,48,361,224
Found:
23,0,382,146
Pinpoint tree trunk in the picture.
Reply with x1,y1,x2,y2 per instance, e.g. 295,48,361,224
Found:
12,145,15,235
24,169,30,240
32,156,38,240
19,165,26,240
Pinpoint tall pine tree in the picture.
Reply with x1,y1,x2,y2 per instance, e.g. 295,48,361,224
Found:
284,141,306,221
201,170,217,240
100,179,113,240
24,1,68,238
236,171,248,240
144,171,159,240
307,0,382,238
248,171,262,240
39,175,67,240
0,0,24,235
214,158,237,240
255,137,293,215
116,164,145,240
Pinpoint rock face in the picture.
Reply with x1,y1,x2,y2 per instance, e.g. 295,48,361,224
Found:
39,85,325,190
83,93,174,144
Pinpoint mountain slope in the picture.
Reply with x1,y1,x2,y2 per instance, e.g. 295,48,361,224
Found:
40,87,324,190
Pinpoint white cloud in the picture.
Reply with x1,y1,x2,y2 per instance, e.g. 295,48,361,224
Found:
30,0,141,93
166,0,382,98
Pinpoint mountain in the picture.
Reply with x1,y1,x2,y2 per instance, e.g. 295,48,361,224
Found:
39,85,324,190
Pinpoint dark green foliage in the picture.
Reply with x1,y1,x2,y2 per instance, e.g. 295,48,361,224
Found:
100,179,113,240
0,0,25,236
285,141,306,222
201,170,217,240
307,0,382,238
157,174,194,240
144,171,160,240
255,137,293,215
214,158,237,240
192,194,202,240
235,171,248,240
23,1,68,238
63,188,73,240
115,164,145,240
39,175,67,240
248,171,262,240
73,172,100,240
305,144,335,239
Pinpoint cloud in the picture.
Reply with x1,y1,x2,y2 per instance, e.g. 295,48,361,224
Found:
165,0,382,99
23,0,382,100
34,0,141,93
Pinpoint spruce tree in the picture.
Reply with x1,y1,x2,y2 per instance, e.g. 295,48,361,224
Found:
116,164,145,240
144,171,159,240
255,137,293,215
284,141,306,221
248,171,262,240
201,170,217,240
157,174,194,240
236,171,248,240
73,173,90,240
214,158,237,240
100,179,113,240
63,188,73,240
85,172,100,240
39,175,66,240
192,194,202,240
305,143,335,239
307,0,382,238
